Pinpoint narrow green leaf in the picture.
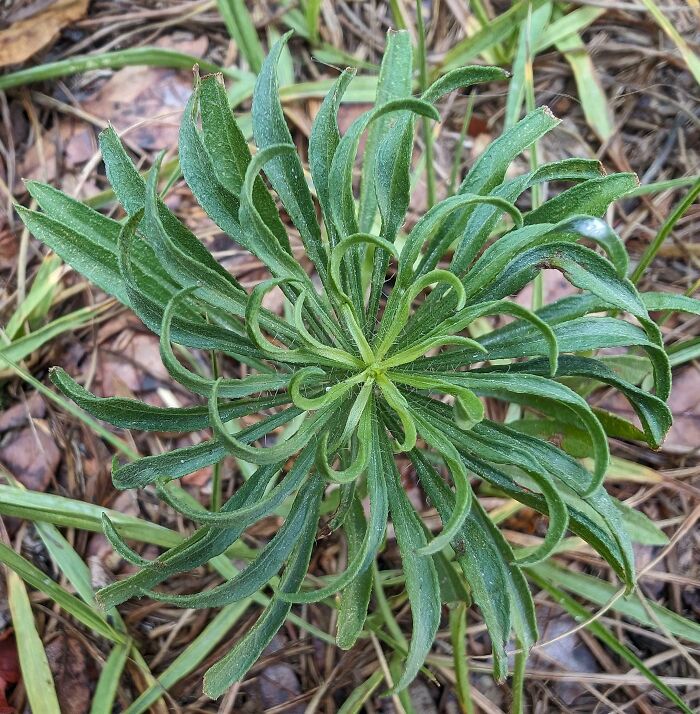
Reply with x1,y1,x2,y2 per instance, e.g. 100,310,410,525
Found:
1,542,122,643
252,33,328,281
336,499,374,650
202,474,323,698
381,428,441,693
5,567,61,713
216,0,265,72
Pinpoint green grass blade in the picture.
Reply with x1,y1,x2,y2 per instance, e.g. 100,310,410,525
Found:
535,6,605,53
1,303,108,365
504,3,551,129
529,571,693,713
0,542,123,643
304,0,323,43
0,485,180,547
4,254,62,339
217,0,265,73
123,600,251,714
439,0,547,72
5,567,62,713
90,643,130,714
639,0,700,85
337,669,384,714
631,177,700,283
555,31,614,142
533,561,700,644
0,48,230,91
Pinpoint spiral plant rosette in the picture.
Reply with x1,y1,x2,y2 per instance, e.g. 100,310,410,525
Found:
17,29,700,699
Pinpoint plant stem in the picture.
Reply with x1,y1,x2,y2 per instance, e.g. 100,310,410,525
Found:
210,347,223,511
450,603,475,714
448,93,475,197
511,637,528,714
416,0,436,208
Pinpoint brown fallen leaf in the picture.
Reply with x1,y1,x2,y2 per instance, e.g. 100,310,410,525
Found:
663,365,700,452
258,636,305,714
0,422,60,491
0,0,89,67
81,34,208,152
0,229,18,272
45,634,94,714
0,629,19,714
515,268,577,308
0,393,46,433
598,364,700,453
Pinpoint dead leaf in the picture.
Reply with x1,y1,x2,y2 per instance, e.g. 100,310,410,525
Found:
81,34,208,152
0,0,89,67
95,331,168,396
45,634,94,714
0,229,18,271
515,268,577,308
16,117,97,191
258,636,305,714
598,365,700,453
663,366,700,452
0,629,19,714
536,607,599,705
0,393,46,433
0,422,60,491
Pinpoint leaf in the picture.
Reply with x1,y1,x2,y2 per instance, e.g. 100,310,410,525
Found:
403,370,609,496
5,566,61,713
111,404,301,488
216,0,265,73
309,68,356,247
97,463,280,608
155,442,315,529
449,159,605,275
484,356,672,449
283,408,387,602
99,126,240,290
555,30,614,141
407,447,532,681
525,174,638,225
532,562,700,644
252,33,328,281
50,366,290,431
642,292,700,315
199,75,290,250
0,0,88,67
202,474,324,698
358,29,413,234
146,479,315,607
476,242,647,324
381,428,441,693
401,396,635,585
336,500,375,650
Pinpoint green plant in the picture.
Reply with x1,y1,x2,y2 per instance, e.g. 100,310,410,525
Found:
15,29,699,702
